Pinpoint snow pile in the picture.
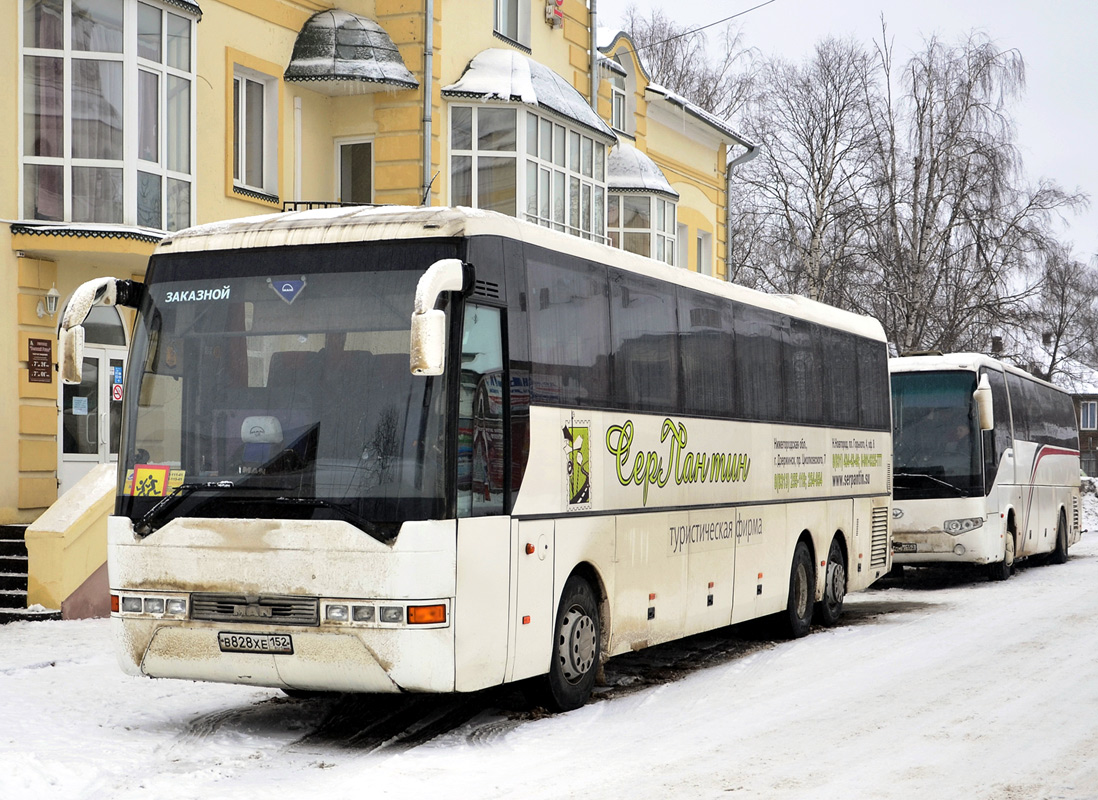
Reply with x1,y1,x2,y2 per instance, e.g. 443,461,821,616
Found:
2,501,1097,798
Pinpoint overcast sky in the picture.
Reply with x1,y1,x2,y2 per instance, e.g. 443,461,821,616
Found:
597,0,1098,262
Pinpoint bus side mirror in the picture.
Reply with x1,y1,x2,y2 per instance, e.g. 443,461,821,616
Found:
975,374,994,431
58,325,86,384
409,258,468,376
410,310,448,376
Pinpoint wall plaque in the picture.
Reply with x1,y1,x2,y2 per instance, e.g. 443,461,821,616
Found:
28,338,52,384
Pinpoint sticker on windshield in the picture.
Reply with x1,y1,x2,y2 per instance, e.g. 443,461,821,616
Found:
130,464,171,497
268,277,306,305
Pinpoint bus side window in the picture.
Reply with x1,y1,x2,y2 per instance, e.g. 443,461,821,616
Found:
459,304,505,517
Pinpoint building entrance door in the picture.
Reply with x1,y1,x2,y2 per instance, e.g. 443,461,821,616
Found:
56,304,130,498
58,348,126,497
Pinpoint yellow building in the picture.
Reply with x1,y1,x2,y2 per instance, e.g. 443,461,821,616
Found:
3,0,752,541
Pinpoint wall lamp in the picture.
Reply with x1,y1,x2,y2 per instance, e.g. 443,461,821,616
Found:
37,285,60,319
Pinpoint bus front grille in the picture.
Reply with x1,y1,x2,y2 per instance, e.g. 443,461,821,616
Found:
190,593,320,626
870,506,889,568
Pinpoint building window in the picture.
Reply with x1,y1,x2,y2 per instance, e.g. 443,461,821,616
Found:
232,66,278,197
450,105,608,242
610,72,626,132
21,0,196,230
337,139,373,204
607,194,676,265
1081,401,1097,431
494,0,528,47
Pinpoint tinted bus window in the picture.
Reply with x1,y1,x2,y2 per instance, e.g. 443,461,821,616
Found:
677,288,736,417
609,269,679,411
735,304,785,421
527,258,611,407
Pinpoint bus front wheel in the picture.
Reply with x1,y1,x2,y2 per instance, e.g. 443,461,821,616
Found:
781,541,815,638
543,574,601,712
988,529,1014,581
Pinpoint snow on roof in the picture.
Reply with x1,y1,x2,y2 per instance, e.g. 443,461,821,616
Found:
442,49,615,140
646,82,751,148
283,10,418,95
607,142,679,198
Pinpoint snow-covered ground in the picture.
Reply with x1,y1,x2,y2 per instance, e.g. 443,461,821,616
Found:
4,500,1098,800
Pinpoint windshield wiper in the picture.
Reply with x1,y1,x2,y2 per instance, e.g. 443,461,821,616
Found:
134,480,236,537
270,496,398,544
894,472,968,497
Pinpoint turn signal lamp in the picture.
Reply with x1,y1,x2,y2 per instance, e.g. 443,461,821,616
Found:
408,604,446,625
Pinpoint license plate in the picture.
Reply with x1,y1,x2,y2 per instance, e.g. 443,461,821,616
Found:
218,632,293,654
893,542,917,553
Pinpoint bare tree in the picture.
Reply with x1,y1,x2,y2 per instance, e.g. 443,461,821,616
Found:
620,5,756,119
861,27,1085,354
1013,246,1098,382
733,37,877,304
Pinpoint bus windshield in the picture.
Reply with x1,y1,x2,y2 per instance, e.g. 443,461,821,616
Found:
891,370,982,499
116,243,454,538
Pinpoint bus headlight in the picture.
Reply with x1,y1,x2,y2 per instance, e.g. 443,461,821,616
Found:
944,517,984,534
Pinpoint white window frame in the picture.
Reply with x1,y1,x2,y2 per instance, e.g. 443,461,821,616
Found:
334,137,374,204
494,0,530,48
609,73,626,132
607,193,677,265
19,0,197,230
1081,400,1097,431
449,105,609,243
232,65,279,198
697,229,713,275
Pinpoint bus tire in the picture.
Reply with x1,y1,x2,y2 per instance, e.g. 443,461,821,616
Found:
987,530,1014,581
543,574,600,712
814,537,846,627
781,541,815,638
1049,510,1069,565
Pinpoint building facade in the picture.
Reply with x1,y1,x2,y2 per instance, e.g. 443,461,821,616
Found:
2,0,753,525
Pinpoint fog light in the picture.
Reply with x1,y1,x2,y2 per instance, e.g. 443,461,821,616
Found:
166,598,187,616
953,544,966,556
144,597,165,614
121,597,143,613
352,605,375,622
380,606,404,623
326,604,349,622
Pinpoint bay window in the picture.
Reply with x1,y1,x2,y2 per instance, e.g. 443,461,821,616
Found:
450,105,608,242
607,193,677,265
21,0,196,230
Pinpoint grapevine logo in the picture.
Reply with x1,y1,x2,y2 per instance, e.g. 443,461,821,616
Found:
563,421,591,510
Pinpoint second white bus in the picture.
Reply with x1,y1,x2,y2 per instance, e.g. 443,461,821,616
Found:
890,353,1081,580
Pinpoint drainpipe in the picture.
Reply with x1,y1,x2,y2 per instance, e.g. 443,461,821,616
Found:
590,0,598,111
725,141,758,281
423,0,434,206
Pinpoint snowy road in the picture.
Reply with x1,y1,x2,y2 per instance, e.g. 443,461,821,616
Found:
3,504,1098,799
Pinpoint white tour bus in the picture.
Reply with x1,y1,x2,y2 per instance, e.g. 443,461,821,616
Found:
60,206,892,711
890,352,1081,580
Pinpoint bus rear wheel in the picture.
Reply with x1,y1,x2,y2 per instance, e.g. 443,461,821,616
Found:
543,574,600,712
814,537,846,627
781,541,815,638
1049,510,1069,565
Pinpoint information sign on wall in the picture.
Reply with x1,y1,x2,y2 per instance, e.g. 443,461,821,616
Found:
28,338,52,383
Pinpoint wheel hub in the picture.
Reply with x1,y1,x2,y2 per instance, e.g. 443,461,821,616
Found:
558,605,596,684
826,561,845,605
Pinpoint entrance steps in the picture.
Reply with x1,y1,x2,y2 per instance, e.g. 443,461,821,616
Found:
0,525,61,623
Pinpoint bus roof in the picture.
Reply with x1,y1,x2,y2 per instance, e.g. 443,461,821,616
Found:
889,352,1068,393
156,205,885,341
